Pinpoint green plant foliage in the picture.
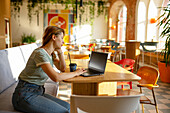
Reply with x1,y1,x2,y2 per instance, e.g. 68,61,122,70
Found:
21,33,36,44
157,3,170,66
11,0,23,19
11,0,109,25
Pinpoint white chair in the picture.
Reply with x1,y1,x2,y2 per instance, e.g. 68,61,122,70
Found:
70,94,143,113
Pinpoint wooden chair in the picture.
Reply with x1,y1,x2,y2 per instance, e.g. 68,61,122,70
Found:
70,93,143,113
114,59,135,89
137,66,159,113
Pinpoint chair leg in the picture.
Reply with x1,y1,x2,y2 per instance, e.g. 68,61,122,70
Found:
119,52,121,61
130,81,132,89
135,55,140,71
156,105,159,113
113,51,117,62
121,85,124,89
142,104,145,113
152,89,159,113
142,51,144,66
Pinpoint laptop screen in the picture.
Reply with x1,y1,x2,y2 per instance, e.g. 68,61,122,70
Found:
88,51,108,72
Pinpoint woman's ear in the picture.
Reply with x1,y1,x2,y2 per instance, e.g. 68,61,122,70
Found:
52,34,56,40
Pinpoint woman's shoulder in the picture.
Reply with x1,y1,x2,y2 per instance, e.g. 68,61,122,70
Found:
31,48,46,57
34,48,45,53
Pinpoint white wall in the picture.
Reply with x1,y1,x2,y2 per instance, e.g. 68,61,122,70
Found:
11,1,44,44
93,15,107,39
11,1,107,44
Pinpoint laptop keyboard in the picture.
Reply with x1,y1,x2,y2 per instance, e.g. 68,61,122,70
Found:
86,69,102,74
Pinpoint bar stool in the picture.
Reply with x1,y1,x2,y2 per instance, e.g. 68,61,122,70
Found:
140,42,158,66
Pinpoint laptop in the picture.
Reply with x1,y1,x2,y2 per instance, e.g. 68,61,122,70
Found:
81,51,108,77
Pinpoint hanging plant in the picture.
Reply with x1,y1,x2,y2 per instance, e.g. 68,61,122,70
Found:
11,0,23,19
10,0,109,25
97,0,104,17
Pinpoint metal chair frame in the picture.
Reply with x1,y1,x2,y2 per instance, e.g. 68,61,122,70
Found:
110,41,124,62
140,42,158,66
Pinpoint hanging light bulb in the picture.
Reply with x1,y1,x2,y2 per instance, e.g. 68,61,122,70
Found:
111,25,116,30
150,18,157,24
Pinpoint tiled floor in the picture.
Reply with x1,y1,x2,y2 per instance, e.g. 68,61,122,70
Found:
57,79,170,113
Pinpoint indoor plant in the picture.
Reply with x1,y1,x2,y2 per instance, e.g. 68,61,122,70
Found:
157,3,170,83
21,33,36,44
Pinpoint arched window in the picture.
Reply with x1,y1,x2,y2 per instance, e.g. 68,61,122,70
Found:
137,1,146,42
117,5,127,46
158,0,169,50
147,0,158,41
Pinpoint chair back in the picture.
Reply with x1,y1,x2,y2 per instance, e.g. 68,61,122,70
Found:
110,41,120,50
70,94,142,113
140,42,158,52
137,66,159,86
114,59,135,72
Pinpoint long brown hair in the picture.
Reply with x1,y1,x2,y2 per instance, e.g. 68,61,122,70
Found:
42,26,65,46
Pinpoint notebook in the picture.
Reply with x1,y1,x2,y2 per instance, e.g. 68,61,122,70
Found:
81,51,108,77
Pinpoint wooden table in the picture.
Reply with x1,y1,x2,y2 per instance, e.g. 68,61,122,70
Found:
100,45,111,52
64,59,141,95
64,51,91,59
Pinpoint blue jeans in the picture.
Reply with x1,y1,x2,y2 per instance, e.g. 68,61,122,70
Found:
12,80,70,113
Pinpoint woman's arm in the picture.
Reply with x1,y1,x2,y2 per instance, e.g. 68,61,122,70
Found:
52,49,66,72
41,63,85,82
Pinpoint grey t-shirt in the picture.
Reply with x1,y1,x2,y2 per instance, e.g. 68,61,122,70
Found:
19,48,53,85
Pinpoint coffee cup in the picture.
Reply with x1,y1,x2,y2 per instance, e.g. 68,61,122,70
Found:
69,63,77,72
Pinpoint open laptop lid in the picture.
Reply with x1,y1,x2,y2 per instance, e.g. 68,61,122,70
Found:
88,51,108,73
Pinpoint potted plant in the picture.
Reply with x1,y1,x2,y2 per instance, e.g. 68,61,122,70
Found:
157,3,170,83
21,33,36,44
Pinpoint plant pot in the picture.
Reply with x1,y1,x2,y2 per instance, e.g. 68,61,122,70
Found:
158,61,170,83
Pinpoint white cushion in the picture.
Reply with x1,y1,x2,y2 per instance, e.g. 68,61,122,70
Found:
6,47,26,81
19,43,37,62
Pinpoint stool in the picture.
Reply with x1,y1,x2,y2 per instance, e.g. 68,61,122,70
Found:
140,42,158,66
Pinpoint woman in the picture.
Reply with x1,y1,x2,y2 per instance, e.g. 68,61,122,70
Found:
12,26,86,113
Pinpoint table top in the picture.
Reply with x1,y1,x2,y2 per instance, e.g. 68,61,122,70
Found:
101,46,111,49
64,59,141,83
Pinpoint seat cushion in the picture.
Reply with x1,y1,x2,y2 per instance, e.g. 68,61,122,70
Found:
0,82,20,112
0,81,58,113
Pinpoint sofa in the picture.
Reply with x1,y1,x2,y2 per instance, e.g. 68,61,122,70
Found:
0,43,59,113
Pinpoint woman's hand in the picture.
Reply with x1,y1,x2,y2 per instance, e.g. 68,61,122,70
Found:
74,68,86,76
54,48,63,55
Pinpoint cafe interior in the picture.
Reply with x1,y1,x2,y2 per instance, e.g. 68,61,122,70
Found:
0,0,170,113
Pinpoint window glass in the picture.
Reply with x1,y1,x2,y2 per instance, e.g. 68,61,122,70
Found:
137,2,146,42
118,5,127,46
